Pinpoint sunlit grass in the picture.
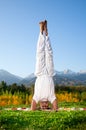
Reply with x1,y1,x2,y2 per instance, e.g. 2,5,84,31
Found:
0,110,86,130
0,102,86,130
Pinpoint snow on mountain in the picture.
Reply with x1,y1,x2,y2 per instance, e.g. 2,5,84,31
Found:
55,69,76,75
79,70,86,74
63,69,76,75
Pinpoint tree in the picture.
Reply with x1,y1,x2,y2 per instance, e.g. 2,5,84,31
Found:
0,81,7,93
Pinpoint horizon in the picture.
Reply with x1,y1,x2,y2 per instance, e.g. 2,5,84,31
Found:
0,68,86,78
0,0,86,77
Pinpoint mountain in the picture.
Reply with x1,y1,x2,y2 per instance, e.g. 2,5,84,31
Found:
53,73,86,86
0,69,23,85
55,69,76,75
0,69,86,86
19,73,36,86
79,70,86,74
20,69,86,86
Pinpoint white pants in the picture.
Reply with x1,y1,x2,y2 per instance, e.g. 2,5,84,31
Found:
33,33,56,103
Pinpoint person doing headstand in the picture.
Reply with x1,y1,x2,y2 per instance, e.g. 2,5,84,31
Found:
31,20,57,111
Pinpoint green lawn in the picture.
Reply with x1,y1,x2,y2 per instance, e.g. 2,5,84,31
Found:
58,101,86,108
0,110,86,130
0,102,86,130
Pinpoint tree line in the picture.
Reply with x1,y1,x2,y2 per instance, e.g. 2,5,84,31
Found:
0,81,34,95
0,81,86,95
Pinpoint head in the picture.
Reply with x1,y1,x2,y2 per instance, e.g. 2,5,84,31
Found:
40,101,49,110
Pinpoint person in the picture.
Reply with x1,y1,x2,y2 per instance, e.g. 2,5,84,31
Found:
31,20,58,111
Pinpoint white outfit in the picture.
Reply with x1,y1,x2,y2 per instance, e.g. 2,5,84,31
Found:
33,32,56,103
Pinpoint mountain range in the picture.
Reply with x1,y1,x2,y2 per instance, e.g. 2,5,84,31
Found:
0,69,86,86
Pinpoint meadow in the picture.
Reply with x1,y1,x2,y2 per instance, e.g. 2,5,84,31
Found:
0,82,86,130
0,102,86,130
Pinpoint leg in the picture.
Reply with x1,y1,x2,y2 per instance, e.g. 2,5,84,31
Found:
35,32,46,76
45,36,54,76
31,99,37,111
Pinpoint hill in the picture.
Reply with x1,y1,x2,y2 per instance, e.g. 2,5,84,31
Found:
20,69,86,86
0,69,23,85
0,69,86,86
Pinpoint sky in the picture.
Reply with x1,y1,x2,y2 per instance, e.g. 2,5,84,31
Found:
0,0,86,78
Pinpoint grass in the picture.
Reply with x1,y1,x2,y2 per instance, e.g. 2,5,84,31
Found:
0,110,86,130
0,102,86,130
58,101,86,108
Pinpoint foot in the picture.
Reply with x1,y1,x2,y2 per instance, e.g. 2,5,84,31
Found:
44,20,48,36
39,21,44,34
